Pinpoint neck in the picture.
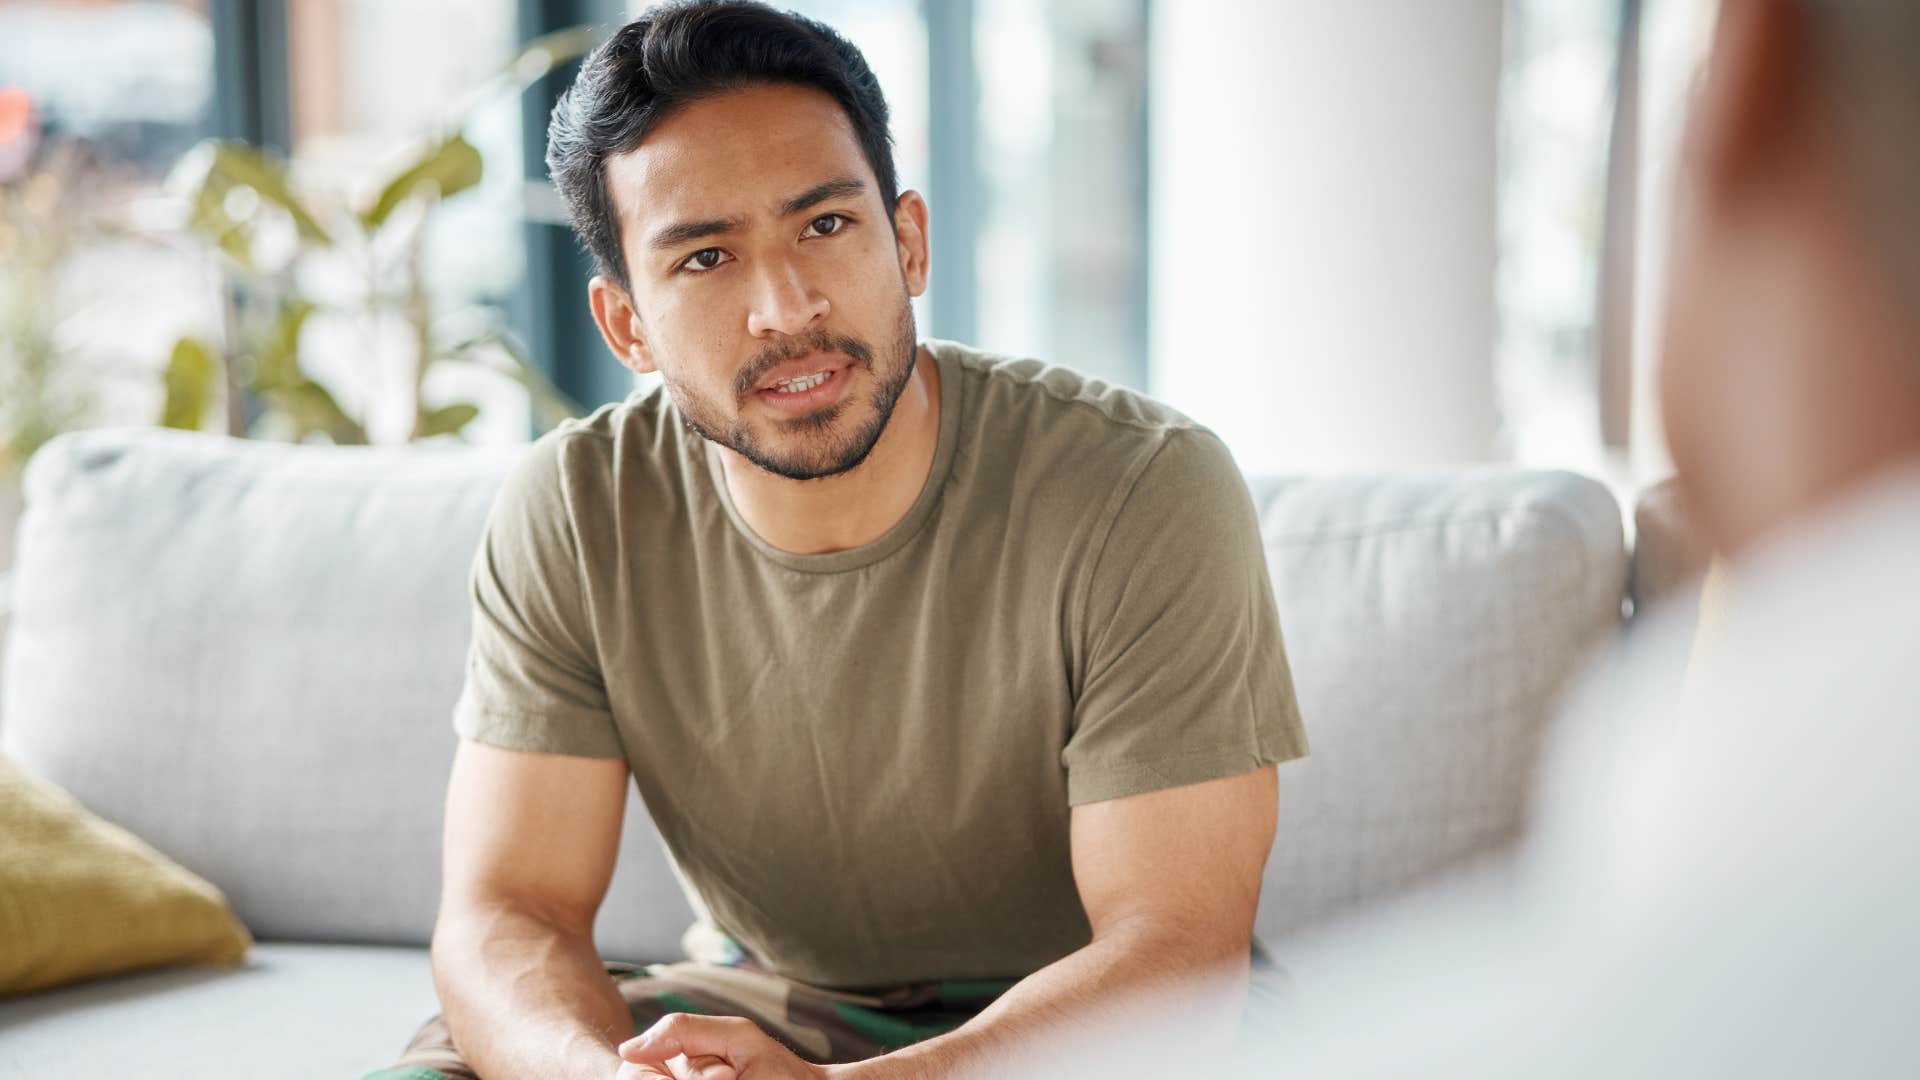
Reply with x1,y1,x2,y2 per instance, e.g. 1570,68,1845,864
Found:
716,344,942,555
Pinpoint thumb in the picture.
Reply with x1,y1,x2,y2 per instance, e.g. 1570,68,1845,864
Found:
621,1015,761,1067
683,1054,740,1080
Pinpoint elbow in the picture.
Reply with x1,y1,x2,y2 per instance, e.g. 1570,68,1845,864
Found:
429,890,595,975
1100,910,1254,970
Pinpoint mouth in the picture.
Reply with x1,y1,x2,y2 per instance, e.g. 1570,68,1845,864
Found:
765,369,837,394
752,359,854,415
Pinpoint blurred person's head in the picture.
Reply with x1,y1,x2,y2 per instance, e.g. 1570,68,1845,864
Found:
548,0,929,481
1661,0,1920,555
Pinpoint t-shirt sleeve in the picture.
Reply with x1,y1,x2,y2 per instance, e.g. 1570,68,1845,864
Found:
1063,427,1308,805
453,436,626,760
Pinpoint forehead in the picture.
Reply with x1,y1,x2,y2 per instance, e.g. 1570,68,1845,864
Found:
605,83,876,234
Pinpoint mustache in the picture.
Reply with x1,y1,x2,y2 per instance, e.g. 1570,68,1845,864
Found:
732,330,876,400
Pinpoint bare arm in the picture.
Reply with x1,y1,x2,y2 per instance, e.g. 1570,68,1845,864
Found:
836,764,1279,1078
431,737,635,1079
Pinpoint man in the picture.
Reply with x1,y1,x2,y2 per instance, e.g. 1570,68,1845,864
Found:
372,3,1306,1078
1218,0,1920,1074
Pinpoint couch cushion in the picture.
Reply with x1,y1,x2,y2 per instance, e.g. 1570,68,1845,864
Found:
0,429,697,962
1249,468,1626,939
0,753,252,994
0,941,438,1078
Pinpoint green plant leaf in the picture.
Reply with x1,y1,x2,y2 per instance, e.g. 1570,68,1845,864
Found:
362,134,484,229
250,299,316,392
183,164,255,271
267,379,366,445
160,337,220,430
414,402,481,440
453,324,585,430
212,222,254,266
206,142,332,245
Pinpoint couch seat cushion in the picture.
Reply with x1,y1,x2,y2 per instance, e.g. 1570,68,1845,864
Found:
0,942,440,1078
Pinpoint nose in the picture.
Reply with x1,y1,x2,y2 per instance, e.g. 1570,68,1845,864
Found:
745,257,830,339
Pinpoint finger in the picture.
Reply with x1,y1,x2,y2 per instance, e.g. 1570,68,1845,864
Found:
687,1054,739,1080
663,1053,734,1080
619,1014,764,1067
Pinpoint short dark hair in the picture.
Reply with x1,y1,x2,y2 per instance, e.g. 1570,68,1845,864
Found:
546,0,900,290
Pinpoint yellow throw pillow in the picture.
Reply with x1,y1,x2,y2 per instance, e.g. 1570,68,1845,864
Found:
0,754,252,995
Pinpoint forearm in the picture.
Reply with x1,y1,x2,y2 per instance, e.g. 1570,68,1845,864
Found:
834,918,1251,1080
431,901,632,1080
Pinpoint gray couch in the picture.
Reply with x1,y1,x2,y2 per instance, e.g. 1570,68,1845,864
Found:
0,428,1687,1077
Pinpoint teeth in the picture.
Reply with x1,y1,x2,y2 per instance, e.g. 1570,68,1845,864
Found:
771,371,830,394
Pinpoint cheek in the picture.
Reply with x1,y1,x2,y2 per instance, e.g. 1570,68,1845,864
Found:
653,290,748,385
817,238,909,326
818,225,901,283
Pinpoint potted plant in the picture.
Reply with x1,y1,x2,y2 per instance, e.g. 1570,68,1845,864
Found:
157,27,596,445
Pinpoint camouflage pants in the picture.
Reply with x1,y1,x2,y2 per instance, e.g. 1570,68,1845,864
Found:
362,959,1013,1079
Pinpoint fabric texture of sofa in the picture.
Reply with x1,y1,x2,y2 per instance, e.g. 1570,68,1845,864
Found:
0,427,1655,1077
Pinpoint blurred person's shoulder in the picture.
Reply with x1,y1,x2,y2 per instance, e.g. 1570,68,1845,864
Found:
1539,463,1920,853
1692,461,1920,723
1505,464,1920,1074
1526,460,1920,942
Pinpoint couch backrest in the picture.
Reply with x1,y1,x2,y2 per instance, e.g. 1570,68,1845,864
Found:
1,430,1626,959
1246,468,1625,940
0,430,696,961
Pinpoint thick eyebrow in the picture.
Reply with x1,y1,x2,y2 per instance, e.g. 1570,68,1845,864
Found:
649,215,747,252
780,177,866,217
646,178,867,254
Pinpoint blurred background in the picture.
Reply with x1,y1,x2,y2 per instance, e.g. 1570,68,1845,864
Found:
0,0,1717,565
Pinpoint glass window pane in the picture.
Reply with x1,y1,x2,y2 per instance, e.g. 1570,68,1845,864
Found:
1497,0,1620,472
976,0,1148,388
283,0,533,444
0,0,219,460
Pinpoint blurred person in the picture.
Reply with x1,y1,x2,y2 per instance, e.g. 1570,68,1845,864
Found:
372,3,1307,1079
1188,0,1920,1074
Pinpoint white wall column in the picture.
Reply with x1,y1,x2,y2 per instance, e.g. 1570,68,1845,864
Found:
1150,0,1504,474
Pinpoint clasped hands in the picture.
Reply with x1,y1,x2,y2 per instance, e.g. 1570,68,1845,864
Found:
615,1013,843,1080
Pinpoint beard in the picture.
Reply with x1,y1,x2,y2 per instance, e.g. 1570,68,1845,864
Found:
668,298,919,482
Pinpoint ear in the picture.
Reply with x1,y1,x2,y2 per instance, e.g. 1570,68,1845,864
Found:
1684,0,1813,206
892,190,932,298
588,275,656,375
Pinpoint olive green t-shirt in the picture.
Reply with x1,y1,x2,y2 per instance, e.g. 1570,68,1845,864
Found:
454,339,1308,990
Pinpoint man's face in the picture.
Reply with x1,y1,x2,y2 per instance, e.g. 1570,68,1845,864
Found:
597,83,926,481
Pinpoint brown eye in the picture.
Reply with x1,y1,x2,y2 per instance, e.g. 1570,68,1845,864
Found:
689,249,725,270
805,214,844,237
